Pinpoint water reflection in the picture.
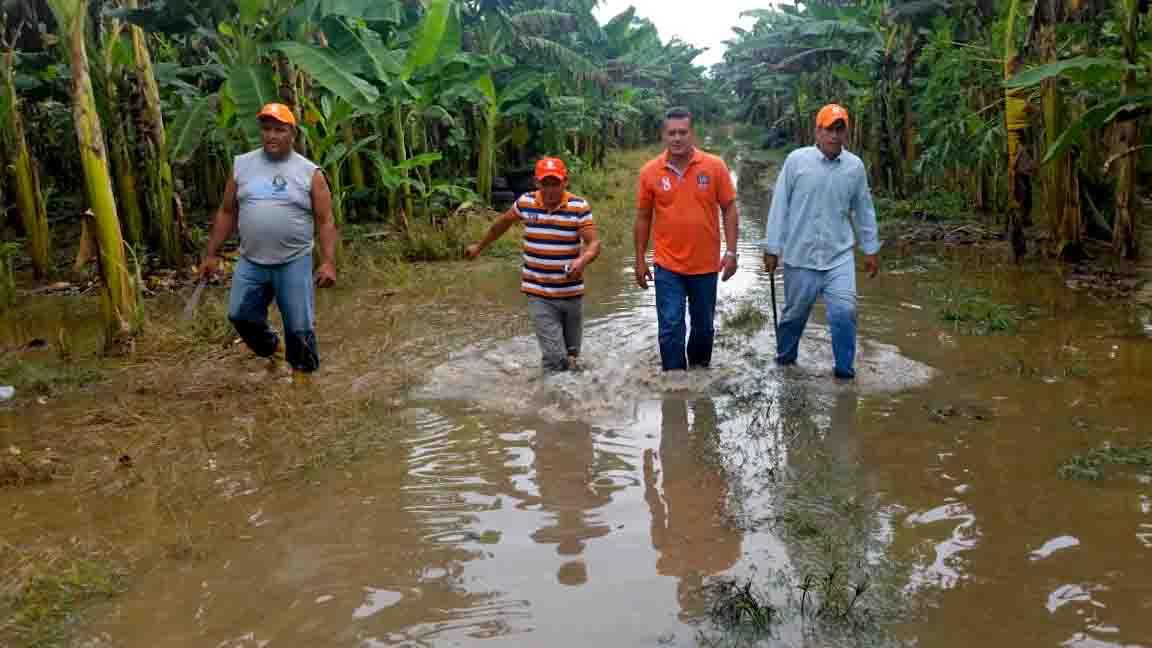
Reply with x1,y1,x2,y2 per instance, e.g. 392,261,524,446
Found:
645,397,744,622
529,421,613,586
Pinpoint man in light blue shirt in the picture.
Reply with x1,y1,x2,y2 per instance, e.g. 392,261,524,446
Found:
760,104,881,380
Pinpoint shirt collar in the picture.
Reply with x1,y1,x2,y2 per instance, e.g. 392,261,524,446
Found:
661,148,703,173
816,146,842,163
535,190,570,212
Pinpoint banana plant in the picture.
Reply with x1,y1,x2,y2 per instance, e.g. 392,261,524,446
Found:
290,0,459,225
48,0,138,347
125,0,182,266
98,16,146,248
299,95,382,236
0,43,51,278
1004,0,1150,257
474,70,548,204
366,151,451,226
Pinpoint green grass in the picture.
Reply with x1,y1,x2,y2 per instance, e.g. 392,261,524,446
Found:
1059,443,1152,480
0,356,102,397
931,284,1019,334
0,553,126,647
875,190,969,222
723,301,769,335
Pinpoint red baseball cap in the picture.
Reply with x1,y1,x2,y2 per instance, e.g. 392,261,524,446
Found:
535,157,567,181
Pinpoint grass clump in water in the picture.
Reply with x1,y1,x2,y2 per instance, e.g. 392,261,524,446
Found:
704,579,776,638
724,301,768,335
1059,443,1152,480
0,547,126,647
931,284,1018,334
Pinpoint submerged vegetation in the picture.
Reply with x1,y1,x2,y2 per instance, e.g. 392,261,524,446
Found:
932,284,1020,334
723,300,771,335
1059,442,1152,480
0,544,126,647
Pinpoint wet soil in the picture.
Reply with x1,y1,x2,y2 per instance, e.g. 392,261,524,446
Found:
3,149,1152,647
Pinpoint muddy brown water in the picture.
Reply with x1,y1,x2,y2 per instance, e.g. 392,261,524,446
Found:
6,155,1152,647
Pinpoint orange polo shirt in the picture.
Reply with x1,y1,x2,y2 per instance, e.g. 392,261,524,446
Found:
637,149,736,275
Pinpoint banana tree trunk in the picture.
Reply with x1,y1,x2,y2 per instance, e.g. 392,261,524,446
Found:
127,0,180,267
2,48,52,279
391,100,415,227
477,109,496,206
343,127,366,191
1113,110,1139,258
1036,4,1082,260
1112,0,1141,258
1003,0,1028,261
53,0,138,347
107,72,145,247
899,30,926,196
869,97,886,190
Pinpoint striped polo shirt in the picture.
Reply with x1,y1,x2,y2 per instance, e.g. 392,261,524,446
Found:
514,191,595,299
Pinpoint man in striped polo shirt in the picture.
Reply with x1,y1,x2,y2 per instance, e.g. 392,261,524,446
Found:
466,157,601,372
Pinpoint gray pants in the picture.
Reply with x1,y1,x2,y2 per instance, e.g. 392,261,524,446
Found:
527,296,583,371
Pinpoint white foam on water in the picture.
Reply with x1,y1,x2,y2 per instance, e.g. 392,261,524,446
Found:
416,310,935,427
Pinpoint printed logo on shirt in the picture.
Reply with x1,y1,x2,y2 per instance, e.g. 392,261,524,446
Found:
249,174,291,199
697,174,710,188
660,177,671,192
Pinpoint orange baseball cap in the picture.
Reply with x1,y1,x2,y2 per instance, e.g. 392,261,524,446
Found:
816,104,849,129
256,103,297,126
535,157,567,181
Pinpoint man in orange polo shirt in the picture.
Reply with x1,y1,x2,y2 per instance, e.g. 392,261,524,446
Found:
634,107,739,371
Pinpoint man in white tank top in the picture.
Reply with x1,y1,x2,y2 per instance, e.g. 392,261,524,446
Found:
198,103,338,376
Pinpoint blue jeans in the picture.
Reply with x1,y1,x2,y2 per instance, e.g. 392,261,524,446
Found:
654,265,718,371
228,254,319,372
776,259,857,378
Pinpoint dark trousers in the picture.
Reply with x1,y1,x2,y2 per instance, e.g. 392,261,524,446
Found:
654,265,718,371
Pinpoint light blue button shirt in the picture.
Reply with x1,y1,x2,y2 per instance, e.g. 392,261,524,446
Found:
758,146,881,271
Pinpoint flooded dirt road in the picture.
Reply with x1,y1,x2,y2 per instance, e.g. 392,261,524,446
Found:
6,152,1152,647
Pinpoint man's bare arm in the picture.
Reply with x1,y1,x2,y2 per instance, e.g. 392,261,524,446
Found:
719,200,740,281
721,200,739,253
312,170,337,267
580,227,601,263
633,207,654,288
634,207,653,260
466,208,520,257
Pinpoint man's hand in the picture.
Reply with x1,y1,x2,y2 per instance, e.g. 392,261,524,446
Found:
763,253,779,274
464,243,482,260
315,262,337,288
721,252,738,282
566,257,587,280
198,255,220,280
864,254,879,278
635,260,652,289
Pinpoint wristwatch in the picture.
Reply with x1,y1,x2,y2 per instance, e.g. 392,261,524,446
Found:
724,250,738,259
